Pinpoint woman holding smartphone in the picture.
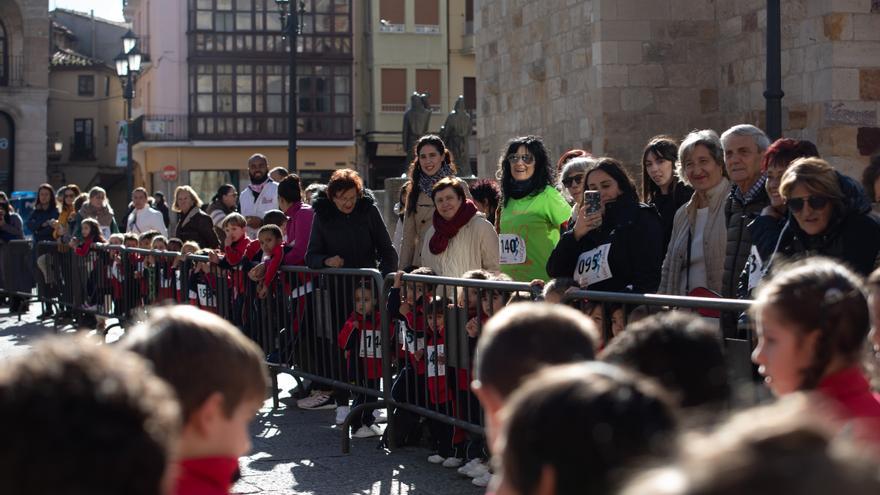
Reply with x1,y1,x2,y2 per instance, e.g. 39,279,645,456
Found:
547,157,664,293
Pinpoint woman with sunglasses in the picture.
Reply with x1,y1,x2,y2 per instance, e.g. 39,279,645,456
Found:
547,158,664,293
558,154,595,230
772,158,880,276
50,185,81,244
641,136,692,253
496,136,571,282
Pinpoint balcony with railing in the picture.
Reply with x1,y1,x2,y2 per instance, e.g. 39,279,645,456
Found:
132,113,353,144
0,56,26,88
69,135,96,161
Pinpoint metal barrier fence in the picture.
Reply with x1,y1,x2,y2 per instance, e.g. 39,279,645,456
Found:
0,239,37,320
2,241,761,455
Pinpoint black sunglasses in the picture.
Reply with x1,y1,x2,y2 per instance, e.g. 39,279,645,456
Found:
507,153,535,165
562,174,584,187
787,196,830,212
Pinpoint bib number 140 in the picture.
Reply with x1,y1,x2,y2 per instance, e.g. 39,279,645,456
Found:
499,234,526,265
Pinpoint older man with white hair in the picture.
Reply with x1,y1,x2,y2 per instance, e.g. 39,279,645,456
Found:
720,124,770,330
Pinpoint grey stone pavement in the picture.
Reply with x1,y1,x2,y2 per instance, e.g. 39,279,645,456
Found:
0,305,486,495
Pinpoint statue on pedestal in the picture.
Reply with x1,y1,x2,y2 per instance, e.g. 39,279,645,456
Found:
440,95,472,172
402,92,432,167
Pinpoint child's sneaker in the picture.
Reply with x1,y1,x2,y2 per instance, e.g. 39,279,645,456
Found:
441,457,464,468
458,458,488,477
427,454,446,464
472,472,492,487
298,392,335,410
296,390,320,408
373,408,387,423
352,424,382,438
335,406,350,425
466,460,490,479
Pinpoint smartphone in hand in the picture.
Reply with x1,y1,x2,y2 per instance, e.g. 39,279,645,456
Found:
584,190,601,214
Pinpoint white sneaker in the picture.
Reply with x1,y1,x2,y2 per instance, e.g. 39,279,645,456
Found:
441,457,464,468
298,392,336,410
296,390,320,408
352,425,381,438
335,406,350,425
373,408,388,423
465,460,490,479
472,472,492,487
427,454,446,464
458,458,482,476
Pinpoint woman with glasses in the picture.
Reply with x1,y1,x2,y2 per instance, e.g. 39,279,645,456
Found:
558,154,594,229
399,135,461,269
771,158,880,276
50,185,81,244
496,136,571,282
547,158,664,293
641,136,692,253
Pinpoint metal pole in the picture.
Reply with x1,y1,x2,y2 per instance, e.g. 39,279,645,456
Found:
126,72,134,198
764,0,783,140
288,13,298,173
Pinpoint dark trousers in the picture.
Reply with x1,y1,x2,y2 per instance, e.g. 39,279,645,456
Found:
350,377,379,430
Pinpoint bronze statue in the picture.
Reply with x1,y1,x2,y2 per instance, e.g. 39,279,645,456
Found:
403,92,432,166
440,95,472,173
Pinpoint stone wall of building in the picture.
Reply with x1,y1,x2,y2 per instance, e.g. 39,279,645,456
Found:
475,0,880,183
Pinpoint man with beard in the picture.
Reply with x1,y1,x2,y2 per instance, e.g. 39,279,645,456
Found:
240,154,279,238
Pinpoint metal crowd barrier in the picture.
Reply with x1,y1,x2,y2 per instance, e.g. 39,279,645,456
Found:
16,241,763,454
0,239,37,320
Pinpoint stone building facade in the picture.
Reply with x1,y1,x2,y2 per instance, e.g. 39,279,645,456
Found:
475,0,880,182
0,0,50,193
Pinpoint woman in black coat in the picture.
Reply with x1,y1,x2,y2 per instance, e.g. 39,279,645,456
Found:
771,157,880,277
547,157,664,293
172,185,220,250
306,169,398,275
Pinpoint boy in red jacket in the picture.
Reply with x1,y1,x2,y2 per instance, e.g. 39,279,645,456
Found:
338,283,385,439
123,305,269,495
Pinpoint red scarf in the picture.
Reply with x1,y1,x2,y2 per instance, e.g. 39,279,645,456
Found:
429,200,478,255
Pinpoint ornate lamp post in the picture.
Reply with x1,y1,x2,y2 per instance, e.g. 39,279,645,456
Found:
275,0,306,173
115,29,142,198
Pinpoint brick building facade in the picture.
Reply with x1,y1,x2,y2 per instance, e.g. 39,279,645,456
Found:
475,0,880,182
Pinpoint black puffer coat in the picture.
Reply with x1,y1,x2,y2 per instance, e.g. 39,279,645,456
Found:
306,189,398,276
546,198,664,293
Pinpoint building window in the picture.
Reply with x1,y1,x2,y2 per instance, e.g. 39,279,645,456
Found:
0,20,8,86
465,0,474,34
104,76,110,96
381,68,406,112
189,0,352,55
72,119,94,160
379,0,404,32
463,77,476,112
78,75,95,96
415,69,441,111
103,125,109,147
414,0,439,33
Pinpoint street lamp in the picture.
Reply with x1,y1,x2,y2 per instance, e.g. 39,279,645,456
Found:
275,0,306,173
115,31,141,199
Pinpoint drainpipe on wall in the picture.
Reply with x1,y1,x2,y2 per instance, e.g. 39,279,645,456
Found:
764,0,783,140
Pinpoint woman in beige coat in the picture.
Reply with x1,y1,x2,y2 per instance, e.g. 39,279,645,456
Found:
659,130,730,296
420,177,499,277
399,135,461,269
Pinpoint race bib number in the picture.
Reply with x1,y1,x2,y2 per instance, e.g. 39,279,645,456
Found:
197,283,212,307
746,245,766,291
427,344,446,377
499,234,526,265
160,274,171,289
176,273,182,291
573,243,613,287
403,328,425,355
359,329,382,358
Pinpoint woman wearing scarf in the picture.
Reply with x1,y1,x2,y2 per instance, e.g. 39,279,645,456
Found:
399,135,461,269
73,187,119,240
420,177,499,277
496,136,571,282
172,185,220,249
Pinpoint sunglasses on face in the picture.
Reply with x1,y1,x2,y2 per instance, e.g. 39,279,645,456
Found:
786,196,830,212
562,174,584,187
507,153,535,165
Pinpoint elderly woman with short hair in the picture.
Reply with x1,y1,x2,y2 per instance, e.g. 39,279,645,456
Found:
658,130,730,296
420,177,499,277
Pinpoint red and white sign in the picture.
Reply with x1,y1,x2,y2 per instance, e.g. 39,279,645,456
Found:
161,165,178,181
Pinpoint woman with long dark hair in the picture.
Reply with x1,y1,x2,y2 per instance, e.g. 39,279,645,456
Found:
496,135,571,282
399,135,460,269
547,158,664,293
641,135,693,252
206,184,238,244
28,184,59,317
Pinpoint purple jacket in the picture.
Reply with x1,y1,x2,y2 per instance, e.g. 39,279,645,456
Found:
284,202,314,266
